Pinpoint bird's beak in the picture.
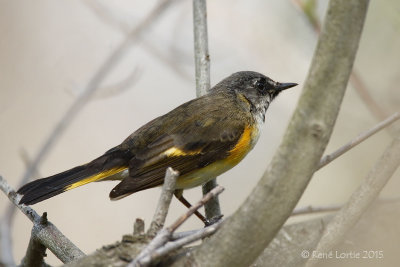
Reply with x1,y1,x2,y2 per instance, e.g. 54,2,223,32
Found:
276,82,298,91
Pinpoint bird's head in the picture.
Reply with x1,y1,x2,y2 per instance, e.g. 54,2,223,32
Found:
214,71,297,122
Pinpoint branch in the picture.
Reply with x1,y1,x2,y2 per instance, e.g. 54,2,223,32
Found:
306,129,400,266
21,235,47,267
130,186,224,267
168,185,224,232
136,221,223,267
181,1,370,266
133,218,145,236
318,112,400,170
193,0,211,97
147,167,179,236
292,197,400,216
0,176,84,263
21,214,48,267
292,204,341,216
193,0,221,223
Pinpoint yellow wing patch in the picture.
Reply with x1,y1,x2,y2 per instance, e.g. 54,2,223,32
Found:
64,166,127,191
163,147,202,157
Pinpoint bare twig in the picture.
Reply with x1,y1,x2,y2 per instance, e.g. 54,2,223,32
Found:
292,197,400,217
19,148,41,179
83,0,191,81
168,185,224,232
129,185,224,267
193,0,221,223
147,168,179,236
193,0,211,96
94,66,141,99
171,223,222,240
133,218,145,236
318,112,400,170
0,147,41,266
21,235,47,267
0,176,85,263
21,215,48,267
130,228,170,267
307,131,400,267
292,204,341,216
137,221,223,267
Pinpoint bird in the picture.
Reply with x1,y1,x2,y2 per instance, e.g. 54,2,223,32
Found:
17,71,297,224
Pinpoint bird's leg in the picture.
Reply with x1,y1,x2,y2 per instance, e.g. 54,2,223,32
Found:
174,189,209,225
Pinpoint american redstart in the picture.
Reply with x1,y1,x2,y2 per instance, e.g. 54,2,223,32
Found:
18,71,297,223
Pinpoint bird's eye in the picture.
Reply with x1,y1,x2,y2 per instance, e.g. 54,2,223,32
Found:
254,79,265,91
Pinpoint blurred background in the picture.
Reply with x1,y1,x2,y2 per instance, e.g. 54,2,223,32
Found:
0,0,399,266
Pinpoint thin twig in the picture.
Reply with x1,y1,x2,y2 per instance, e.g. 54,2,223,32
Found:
193,0,211,96
170,220,224,241
133,218,145,236
94,66,141,99
292,197,400,217
168,185,224,232
19,148,41,180
129,185,224,267
0,176,85,263
193,0,221,223
83,0,191,81
130,228,170,267
318,112,400,170
291,204,341,216
138,220,223,267
307,131,400,267
147,168,179,236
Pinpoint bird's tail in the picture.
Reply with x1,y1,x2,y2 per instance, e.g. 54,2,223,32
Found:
17,147,130,205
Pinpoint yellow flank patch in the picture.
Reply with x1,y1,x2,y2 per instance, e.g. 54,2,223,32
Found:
172,125,259,190
164,147,202,157
175,126,255,190
64,166,127,191
227,126,253,163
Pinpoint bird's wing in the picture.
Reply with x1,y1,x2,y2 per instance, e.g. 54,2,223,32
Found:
109,112,250,199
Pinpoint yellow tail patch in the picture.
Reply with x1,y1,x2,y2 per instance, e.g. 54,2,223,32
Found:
64,166,127,191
